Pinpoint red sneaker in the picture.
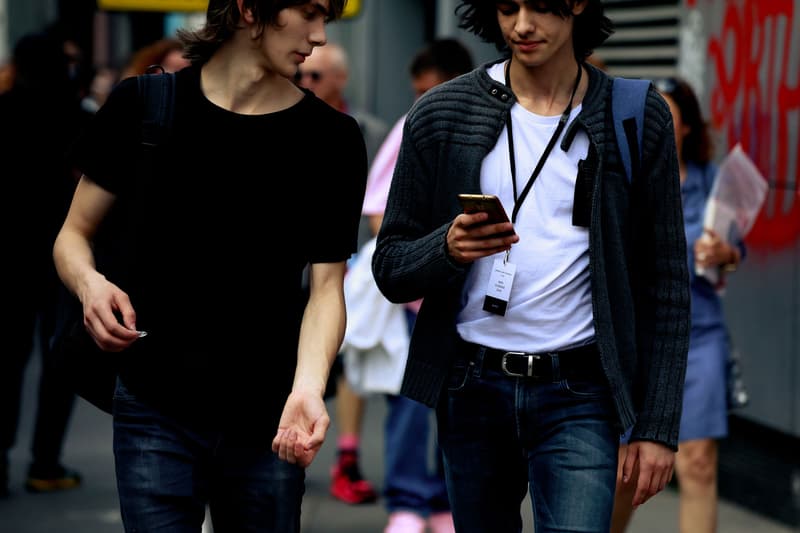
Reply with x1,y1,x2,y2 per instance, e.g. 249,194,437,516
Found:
330,450,378,504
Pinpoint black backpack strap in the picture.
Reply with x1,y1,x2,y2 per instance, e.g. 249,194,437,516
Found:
137,71,176,147
126,71,176,281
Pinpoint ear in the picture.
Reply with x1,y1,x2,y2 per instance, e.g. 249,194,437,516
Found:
236,0,255,24
571,0,587,16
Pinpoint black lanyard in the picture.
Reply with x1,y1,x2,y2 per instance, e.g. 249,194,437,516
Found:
504,62,582,224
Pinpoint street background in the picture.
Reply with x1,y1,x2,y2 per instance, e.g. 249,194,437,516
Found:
0,0,800,533
0,0,798,530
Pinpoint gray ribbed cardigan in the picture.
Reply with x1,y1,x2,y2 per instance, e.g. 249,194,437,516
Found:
372,61,690,450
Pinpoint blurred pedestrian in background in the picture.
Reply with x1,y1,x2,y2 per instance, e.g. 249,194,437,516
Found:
611,76,744,533
372,0,690,531
79,66,119,114
296,40,388,506
119,37,190,80
52,0,365,531
296,42,388,166
0,29,91,498
358,37,473,533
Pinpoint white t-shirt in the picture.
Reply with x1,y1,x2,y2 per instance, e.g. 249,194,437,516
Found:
456,61,594,353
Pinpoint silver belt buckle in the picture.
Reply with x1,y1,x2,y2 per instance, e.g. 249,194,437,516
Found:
501,352,541,378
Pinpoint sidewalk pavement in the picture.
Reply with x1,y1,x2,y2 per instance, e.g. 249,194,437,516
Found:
2,353,797,532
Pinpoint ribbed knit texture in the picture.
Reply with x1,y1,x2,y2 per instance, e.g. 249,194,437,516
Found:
372,61,689,450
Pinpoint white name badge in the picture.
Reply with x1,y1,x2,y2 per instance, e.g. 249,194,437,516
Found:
483,258,516,316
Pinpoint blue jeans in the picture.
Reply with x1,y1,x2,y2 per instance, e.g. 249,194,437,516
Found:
436,345,618,533
383,308,449,516
112,378,304,533
384,394,450,516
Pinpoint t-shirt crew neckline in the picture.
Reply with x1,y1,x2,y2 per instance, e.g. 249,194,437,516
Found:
186,64,311,120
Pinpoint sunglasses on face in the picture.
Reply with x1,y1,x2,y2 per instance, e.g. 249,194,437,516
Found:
294,70,323,83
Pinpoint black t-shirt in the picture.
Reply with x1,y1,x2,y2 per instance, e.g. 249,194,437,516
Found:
71,65,367,435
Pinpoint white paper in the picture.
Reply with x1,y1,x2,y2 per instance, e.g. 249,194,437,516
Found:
695,143,769,285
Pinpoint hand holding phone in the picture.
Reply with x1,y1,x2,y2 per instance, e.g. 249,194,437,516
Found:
457,194,515,237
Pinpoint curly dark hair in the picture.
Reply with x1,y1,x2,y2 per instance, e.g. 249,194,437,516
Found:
456,0,613,60
179,0,347,65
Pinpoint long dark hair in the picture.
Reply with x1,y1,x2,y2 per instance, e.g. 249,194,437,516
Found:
179,0,347,65
655,77,713,165
456,0,613,60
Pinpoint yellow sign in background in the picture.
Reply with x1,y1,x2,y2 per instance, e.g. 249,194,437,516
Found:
98,0,361,17
98,0,209,11
343,0,361,18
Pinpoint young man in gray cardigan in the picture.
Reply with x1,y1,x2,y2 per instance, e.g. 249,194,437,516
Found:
372,1,689,531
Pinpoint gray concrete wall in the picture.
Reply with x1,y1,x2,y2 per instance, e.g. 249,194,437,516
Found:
6,0,57,48
0,0,8,63
326,1,427,126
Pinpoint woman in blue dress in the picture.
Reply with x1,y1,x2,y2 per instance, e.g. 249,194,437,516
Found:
612,77,744,533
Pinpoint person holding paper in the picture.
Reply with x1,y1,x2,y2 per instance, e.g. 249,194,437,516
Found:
612,76,744,533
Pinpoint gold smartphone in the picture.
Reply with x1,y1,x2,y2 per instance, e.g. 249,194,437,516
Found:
457,194,515,236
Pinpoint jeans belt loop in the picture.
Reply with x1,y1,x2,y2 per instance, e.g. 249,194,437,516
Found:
501,351,541,378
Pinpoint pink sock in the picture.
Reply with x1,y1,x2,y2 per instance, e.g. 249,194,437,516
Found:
337,434,359,451
428,512,455,533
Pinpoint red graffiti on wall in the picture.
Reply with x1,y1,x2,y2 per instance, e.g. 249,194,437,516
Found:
707,0,800,249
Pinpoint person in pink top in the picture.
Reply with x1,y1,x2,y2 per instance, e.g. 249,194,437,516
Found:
363,38,474,533
297,41,389,506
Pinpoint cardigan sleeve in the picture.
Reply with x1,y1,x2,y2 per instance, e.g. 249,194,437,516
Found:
629,87,691,449
371,113,468,304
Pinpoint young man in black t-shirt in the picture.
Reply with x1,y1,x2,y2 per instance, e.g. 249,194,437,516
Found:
53,1,365,531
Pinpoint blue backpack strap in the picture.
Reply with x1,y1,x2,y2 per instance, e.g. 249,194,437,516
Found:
612,77,650,184
137,71,176,147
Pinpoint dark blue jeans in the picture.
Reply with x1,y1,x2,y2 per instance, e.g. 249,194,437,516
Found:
384,394,450,516
383,308,450,516
112,378,304,533
437,344,618,533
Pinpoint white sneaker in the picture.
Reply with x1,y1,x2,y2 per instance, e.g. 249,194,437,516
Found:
384,511,426,533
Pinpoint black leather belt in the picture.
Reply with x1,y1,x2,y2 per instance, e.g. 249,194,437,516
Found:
468,342,602,382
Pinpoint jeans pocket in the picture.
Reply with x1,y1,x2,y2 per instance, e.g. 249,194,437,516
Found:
447,359,474,393
560,376,610,398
